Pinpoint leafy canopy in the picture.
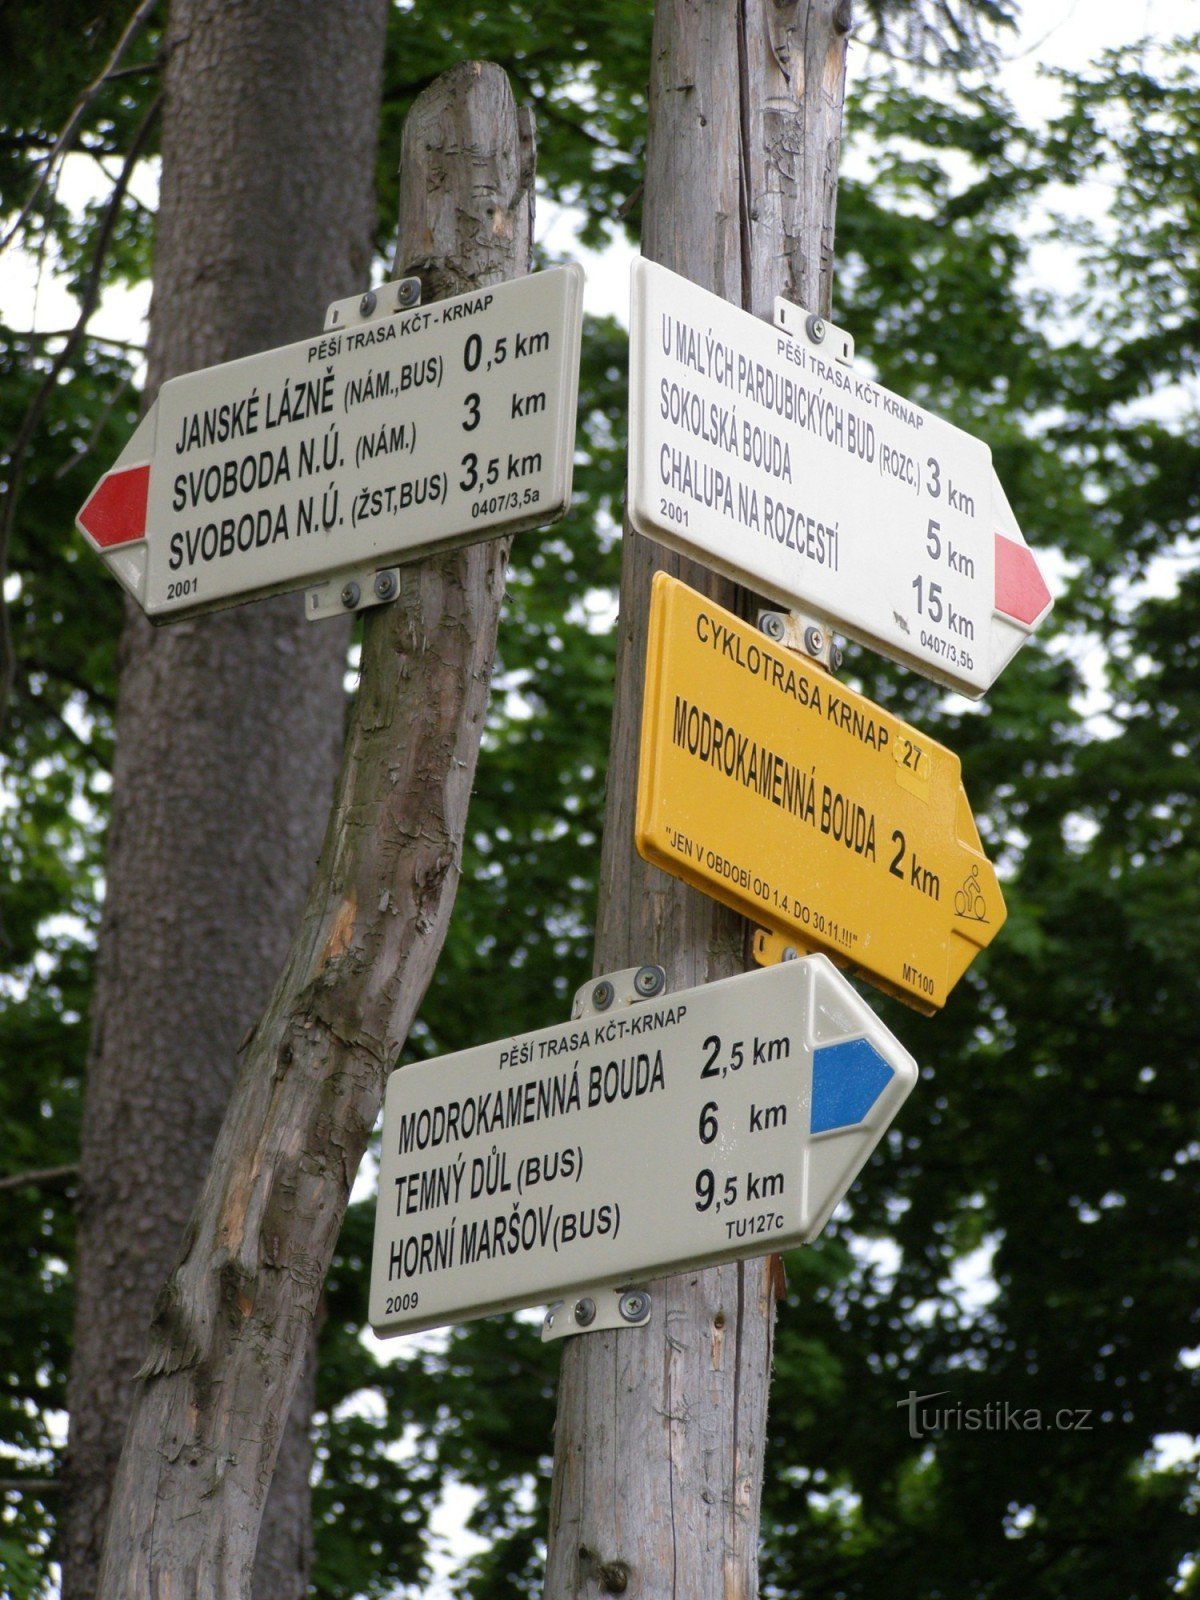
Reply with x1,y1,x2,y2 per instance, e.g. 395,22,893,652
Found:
3,6,1198,1600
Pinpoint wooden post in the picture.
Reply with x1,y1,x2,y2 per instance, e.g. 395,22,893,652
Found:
544,4,851,1594
92,62,535,1600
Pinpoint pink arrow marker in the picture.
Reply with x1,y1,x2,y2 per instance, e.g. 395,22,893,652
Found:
76,463,151,549
994,532,1052,627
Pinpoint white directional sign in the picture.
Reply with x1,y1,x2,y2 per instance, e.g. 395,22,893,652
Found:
370,955,917,1337
628,258,1052,698
77,265,584,621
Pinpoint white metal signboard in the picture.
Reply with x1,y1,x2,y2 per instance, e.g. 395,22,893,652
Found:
628,258,1052,698
370,955,917,1337
77,265,584,620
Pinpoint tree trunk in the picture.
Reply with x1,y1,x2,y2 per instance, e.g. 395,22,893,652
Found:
91,60,535,1599
60,4,387,1597
543,4,850,1594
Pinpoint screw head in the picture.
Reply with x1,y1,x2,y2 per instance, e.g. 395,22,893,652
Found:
782,945,799,962
340,581,361,609
806,312,826,343
634,964,665,998
397,277,421,308
359,289,377,317
591,979,614,1011
574,1297,596,1327
619,1290,650,1323
374,570,397,601
804,624,824,657
760,612,787,643
831,644,844,671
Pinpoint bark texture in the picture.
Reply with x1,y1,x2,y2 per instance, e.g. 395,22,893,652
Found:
91,60,534,1599
61,4,388,1597
544,4,850,1596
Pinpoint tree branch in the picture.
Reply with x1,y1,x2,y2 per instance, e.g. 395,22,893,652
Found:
103,61,161,86
6,329,145,353
0,0,160,256
0,1164,79,1195
55,371,138,480
12,653,117,715
528,92,622,154
13,680,100,756
0,91,160,735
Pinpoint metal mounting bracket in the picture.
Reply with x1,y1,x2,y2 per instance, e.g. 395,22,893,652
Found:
757,609,842,672
307,564,400,622
570,962,667,1021
772,298,855,367
323,275,423,333
541,1286,652,1343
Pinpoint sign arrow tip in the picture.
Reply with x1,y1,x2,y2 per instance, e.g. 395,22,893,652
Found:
994,533,1052,627
77,463,150,550
811,1038,896,1134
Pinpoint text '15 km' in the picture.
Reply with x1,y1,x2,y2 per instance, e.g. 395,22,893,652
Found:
628,257,1052,697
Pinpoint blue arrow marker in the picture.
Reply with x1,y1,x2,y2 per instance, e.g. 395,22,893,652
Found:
810,1038,896,1134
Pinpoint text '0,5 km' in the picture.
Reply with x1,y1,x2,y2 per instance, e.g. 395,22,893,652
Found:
369,957,918,1337
627,257,1052,697
76,265,584,621
635,575,1006,1013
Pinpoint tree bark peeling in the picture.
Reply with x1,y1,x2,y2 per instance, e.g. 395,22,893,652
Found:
93,61,534,1599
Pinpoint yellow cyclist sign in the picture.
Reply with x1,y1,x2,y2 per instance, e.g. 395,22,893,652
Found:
635,574,1005,1012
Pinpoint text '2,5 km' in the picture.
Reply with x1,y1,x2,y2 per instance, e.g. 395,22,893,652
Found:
370,958,918,1336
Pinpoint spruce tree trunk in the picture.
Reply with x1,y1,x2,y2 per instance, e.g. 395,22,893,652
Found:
60,4,388,1597
543,4,850,1594
90,60,535,1599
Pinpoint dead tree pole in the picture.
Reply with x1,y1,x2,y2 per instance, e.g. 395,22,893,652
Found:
544,4,851,1594
92,61,535,1600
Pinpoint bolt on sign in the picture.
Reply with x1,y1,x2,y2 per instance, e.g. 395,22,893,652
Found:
628,257,1052,698
370,956,917,1337
635,575,1006,1013
77,265,584,621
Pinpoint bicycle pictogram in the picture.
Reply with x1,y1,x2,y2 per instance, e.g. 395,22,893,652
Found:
954,864,988,922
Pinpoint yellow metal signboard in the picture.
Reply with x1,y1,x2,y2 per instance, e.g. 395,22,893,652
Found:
635,574,1006,1012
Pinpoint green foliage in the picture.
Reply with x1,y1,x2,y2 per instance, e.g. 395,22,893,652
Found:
750,33,1200,1600
311,1204,437,1600
381,3,653,254
3,7,1198,1600
0,301,132,1591
0,2,160,211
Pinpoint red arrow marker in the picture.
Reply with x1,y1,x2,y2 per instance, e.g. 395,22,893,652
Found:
77,463,150,549
994,532,1051,626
